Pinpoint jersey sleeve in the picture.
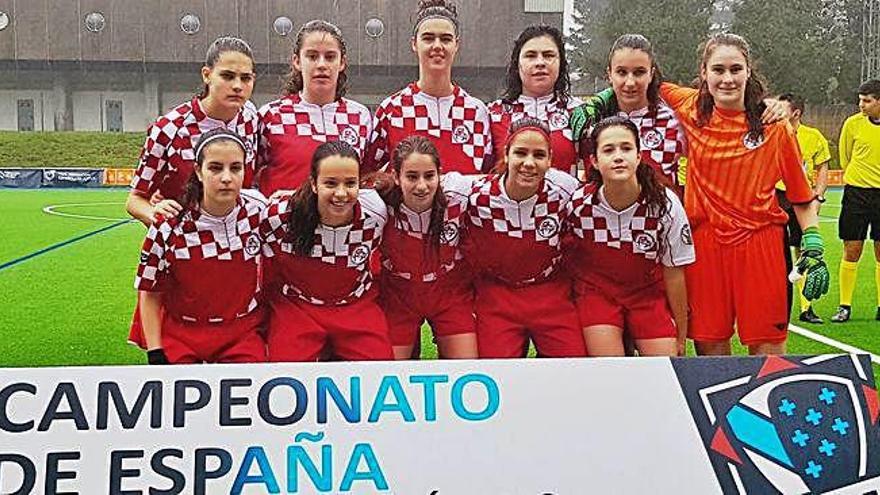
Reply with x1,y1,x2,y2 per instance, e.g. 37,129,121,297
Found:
363,103,391,173
776,124,812,204
474,100,494,173
130,121,173,197
546,168,581,199
134,221,171,291
659,82,698,112
487,101,510,172
359,188,389,228
259,196,292,257
813,129,831,166
838,117,854,171
660,190,696,267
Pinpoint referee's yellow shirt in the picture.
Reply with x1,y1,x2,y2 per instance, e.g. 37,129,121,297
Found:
776,124,831,191
839,113,880,188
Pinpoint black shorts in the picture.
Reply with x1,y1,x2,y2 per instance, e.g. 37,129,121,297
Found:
775,190,803,247
839,185,880,241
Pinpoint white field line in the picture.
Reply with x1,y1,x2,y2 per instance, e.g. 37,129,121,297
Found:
43,202,130,222
788,323,880,365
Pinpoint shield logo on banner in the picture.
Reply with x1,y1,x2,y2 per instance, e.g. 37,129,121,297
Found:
672,355,880,494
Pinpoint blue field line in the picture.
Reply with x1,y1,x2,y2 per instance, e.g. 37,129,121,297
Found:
0,219,133,273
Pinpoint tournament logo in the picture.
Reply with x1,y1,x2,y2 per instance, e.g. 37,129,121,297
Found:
340,126,360,147
441,222,459,244
641,129,663,150
452,125,471,144
537,218,559,239
672,355,880,494
680,225,693,246
244,234,261,256
634,233,657,252
349,245,370,266
549,111,569,130
743,132,765,150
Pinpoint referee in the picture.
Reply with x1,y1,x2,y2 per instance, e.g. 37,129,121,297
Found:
833,79,880,322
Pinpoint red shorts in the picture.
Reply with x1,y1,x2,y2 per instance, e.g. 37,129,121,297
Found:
687,225,789,345
266,291,394,362
162,310,266,364
574,283,676,340
380,272,476,347
474,277,586,358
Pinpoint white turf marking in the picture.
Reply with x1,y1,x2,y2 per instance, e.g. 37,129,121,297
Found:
788,323,880,365
43,202,131,222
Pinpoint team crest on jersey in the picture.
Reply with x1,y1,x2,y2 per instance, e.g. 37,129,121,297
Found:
642,129,663,150
680,225,693,245
340,126,360,146
452,125,471,144
537,218,559,239
244,234,261,256
549,111,569,130
635,233,657,252
349,245,370,266
441,222,459,244
743,132,765,150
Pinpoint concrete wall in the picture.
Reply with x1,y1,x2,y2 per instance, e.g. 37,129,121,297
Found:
0,90,49,131
72,91,149,132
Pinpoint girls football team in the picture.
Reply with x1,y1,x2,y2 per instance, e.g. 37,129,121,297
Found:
131,0,830,363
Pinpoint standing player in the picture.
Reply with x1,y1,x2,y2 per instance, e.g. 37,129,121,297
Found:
135,129,267,364
565,117,694,357
832,79,880,322
486,25,582,176
569,35,687,194
659,33,828,355
774,92,830,324
364,0,492,175
257,20,373,196
461,117,586,358
260,141,393,361
372,136,478,359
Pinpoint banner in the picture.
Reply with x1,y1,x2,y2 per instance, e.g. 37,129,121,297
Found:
40,168,103,188
104,168,135,187
0,169,42,188
0,355,877,494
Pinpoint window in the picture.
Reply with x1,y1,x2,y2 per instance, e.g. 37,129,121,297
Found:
17,100,34,132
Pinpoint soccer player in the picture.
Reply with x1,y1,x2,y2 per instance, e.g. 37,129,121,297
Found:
371,136,478,359
659,33,828,355
774,92,830,324
461,117,586,358
486,25,582,176
260,141,394,361
570,35,687,195
126,36,259,225
565,117,694,357
364,0,492,175
134,129,267,364
832,79,880,322
257,20,373,196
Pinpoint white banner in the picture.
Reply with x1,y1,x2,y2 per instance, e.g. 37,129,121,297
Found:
0,355,878,494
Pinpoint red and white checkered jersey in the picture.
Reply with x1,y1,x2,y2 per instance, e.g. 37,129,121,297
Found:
131,97,259,200
564,185,695,296
364,83,492,174
260,189,387,305
487,94,583,176
462,169,579,286
134,189,268,323
257,94,373,195
609,103,686,187
380,172,476,282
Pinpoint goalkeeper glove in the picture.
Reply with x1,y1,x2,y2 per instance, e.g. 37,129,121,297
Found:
796,226,830,301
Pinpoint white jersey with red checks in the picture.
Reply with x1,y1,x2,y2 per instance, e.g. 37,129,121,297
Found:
618,103,687,187
131,97,259,199
257,94,373,195
260,189,387,306
565,185,695,296
487,94,583,175
380,172,475,282
134,189,268,323
463,168,579,286
365,83,492,174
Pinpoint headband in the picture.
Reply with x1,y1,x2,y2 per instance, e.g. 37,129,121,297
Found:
505,123,551,150
195,133,246,163
412,14,459,37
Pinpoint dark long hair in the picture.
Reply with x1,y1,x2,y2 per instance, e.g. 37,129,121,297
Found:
607,34,662,116
696,33,767,142
282,20,349,100
199,36,255,99
502,25,570,106
587,116,669,220
412,0,460,37
178,128,247,219
285,141,360,256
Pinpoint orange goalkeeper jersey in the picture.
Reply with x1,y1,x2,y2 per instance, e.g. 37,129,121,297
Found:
659,83,812,245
